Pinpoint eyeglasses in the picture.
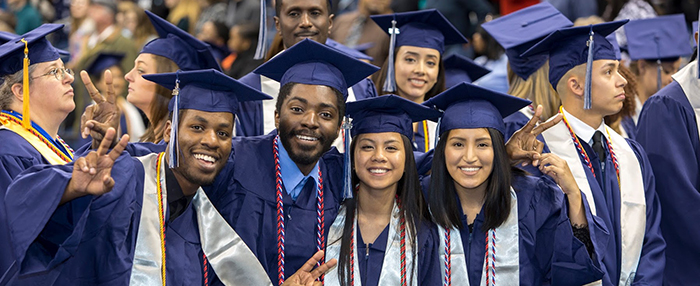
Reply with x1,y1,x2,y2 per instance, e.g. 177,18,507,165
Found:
31,67,74,81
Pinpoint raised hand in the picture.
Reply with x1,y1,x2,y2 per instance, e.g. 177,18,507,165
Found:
282,251,338,286
80,69,121,148
505,105,562,167
539,153,587,226
62,128,129,205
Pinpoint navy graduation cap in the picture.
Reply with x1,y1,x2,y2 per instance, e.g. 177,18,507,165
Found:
607,34,621,61
85,52,124,76
625,14,691,61
371,9,468,92
253,38,380,98
143,69,272,168
521,20,628,109
481,2,572,80
342,94,441,199
0,23,65,128
625,14,692,90
326,38,374,62
423,82,531,136
443,54,491,88
141,10,220,71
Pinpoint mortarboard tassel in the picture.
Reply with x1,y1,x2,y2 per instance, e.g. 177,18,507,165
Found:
20,39,30,129
253,0,267,60
382,18,398,93
342,116,353,200
654,36,662,91
583,27,594,110
168,72,181,169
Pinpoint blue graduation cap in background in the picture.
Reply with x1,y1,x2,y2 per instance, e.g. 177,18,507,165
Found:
423,82,531,136
0,23,65,128
607,34,621,61
85,52,124,77
326,38,374,62
342,94,441,198
625,14,692,90
253,38,380,98
481,2,573,80
143,69,272,168
371,9,468,92
141,11,220,71
521,20,628,110
443,54,491,88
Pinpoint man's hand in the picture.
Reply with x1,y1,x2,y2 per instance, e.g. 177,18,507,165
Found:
282,250,338,286
62,128,129,204
506,105,562,167
80,69,121,148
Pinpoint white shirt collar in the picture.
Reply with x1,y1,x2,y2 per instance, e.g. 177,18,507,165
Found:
632,96,643,124
562,107,608,146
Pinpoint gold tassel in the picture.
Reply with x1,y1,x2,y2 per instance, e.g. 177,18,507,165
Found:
20,38,30,129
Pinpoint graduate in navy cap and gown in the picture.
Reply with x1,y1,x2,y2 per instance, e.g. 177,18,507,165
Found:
324,95,441,286
235,0,378,138
422,82,605,286
443,54,491,89
79,10,221,145
522,20,666,285
371,9,468,153
0,23,76,280
2,69,327,285
621,14,692,139
480,2,572,142
204,39,380,286
635,11,700,285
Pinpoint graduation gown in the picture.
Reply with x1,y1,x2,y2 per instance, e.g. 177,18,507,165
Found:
4,153,269,285
0,117,74,281
636,60,700,285
235,73,378,137
421,174,604,285
542,121,665,286
205,132,345,283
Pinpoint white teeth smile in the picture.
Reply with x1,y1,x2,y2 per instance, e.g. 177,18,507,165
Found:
297,135,318,141
460,167,479,172
410,79,426,86
194,154,216,163
369,168,388,174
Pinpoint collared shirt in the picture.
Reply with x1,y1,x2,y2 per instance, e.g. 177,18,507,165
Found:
562,107,609,147
632,96,643,125
276,137,321,200
165,166,194,222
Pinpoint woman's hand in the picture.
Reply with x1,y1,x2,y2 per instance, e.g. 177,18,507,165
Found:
282,250,338,286
539,153,587,226
80,69,121,148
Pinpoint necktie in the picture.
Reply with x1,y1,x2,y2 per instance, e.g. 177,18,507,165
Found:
592,131,606,163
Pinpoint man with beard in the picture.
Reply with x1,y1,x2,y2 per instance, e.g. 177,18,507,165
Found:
3,69,335,285
235,0,379,137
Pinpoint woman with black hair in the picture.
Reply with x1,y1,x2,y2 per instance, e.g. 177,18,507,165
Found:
422,82,606,286
324,95,442,286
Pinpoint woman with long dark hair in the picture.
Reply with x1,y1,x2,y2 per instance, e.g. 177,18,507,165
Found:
370,10,467,153
422,82,606,285
324,95,441,286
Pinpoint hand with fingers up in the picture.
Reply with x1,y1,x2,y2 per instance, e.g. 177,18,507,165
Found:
80,69,122,149
282,251,338,286
506,105,563,167
62,127,130,205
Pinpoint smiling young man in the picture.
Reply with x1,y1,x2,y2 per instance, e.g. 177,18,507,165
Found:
235,0,379,137
204,39,380,285
2,69,289,285
521,21,666,285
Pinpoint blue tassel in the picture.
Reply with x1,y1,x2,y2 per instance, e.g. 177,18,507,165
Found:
342,116,353,200
253,0,267,60
583,27,594,110
656,60,662,91
168,71,181,169
382,18,398,93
